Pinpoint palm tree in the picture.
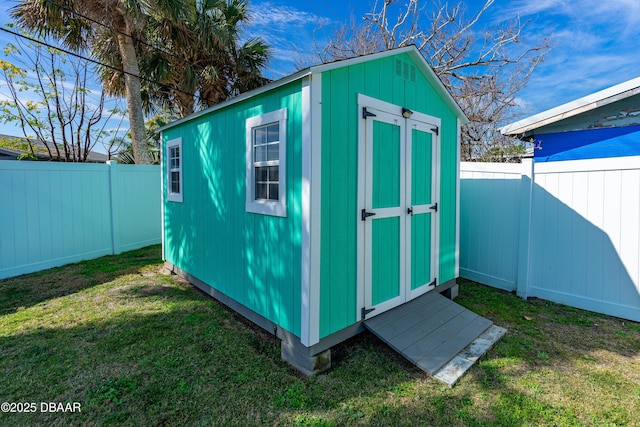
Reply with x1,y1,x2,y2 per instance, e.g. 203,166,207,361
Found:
11,0,152,164
96,0,270,118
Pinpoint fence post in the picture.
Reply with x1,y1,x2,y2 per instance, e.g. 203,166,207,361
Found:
516,158,534,298
107,160,121,255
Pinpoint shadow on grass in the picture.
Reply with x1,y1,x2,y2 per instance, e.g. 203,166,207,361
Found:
0,297,288,425
0,245,163,316
2,316,512,425
457,280,640,358
1,263,639,425
274,281,639,426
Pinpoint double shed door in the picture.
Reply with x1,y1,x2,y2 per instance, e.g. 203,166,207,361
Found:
359,96,440,320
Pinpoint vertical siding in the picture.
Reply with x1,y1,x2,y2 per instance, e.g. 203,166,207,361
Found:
162,81,303,336
319,67,356,338
319,53,460,338
0,161,160,279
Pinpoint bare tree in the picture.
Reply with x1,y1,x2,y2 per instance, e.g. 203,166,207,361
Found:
0,33,125,161
304,0,549,161
12,0,151,164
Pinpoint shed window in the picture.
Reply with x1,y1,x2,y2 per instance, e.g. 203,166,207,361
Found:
166,138,183,202
246,108,287,216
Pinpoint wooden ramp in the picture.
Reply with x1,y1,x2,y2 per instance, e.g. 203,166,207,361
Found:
364,291,506,386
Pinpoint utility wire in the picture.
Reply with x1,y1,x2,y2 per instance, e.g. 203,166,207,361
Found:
44,0,210,74
0,26,210,103
45,0,186,65
319,0,340,21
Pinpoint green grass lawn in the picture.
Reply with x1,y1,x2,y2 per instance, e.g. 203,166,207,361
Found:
1,245,639,426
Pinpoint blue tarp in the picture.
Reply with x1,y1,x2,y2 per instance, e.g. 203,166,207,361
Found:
533,125,640,162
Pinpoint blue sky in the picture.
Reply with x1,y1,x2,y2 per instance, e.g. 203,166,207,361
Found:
246,0,640,116
1,0,639,139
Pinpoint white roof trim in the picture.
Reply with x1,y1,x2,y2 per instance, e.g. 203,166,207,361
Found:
158,68,312,132
159,46,468,132
501,76,640,135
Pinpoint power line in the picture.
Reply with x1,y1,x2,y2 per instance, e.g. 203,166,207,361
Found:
43,0,237,78
319,0,341,21
0,26,210,104
44,0,194,70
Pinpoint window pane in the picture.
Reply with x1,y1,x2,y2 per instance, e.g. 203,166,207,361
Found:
170,147,180,168
255,182,268,200
254,126,267,145
268,166,279,181
268,183,279,200
254,145,266,162
171,171,180,193
267,142,279,161
267,124,279,142
255,166,268,182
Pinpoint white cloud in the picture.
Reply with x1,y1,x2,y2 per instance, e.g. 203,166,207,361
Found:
249,2,329,28
501,0,567,17
505,0,640,26
246,1,334,75
493,0,640,119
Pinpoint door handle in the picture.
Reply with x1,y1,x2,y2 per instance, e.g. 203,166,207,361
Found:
407,207,413,215
361,209,376,221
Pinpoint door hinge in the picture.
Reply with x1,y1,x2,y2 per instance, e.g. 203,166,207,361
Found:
361,307,375,320
362,107,377,119
361,209,376,221
431,126,439,135
429,278,437,287
429,203,438,212
407,206,413,215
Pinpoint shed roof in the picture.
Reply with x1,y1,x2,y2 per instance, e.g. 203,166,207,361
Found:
159,45,468,132
501,76,640,136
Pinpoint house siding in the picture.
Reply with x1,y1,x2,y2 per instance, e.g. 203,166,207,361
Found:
162,81,303,337
318,52,459,339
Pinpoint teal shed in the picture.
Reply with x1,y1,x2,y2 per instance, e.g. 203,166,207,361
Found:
160,46,469,374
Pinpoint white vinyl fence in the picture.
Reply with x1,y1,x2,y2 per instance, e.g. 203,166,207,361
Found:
460,157,640,322
0,161,161,280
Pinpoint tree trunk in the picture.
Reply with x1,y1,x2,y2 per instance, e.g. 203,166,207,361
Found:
115,33,151,164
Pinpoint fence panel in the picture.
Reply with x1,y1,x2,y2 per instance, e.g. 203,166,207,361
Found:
529,158,640,321
110,163,162,253
0,161,160,280
459,162,529,292
459,156,640,322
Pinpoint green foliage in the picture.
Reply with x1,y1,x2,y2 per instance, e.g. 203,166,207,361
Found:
88,377,137,405
482,139,529,162
96,0,271,117
110,109,173,164
0,27,127,161
0,135,36,159
1,253,639,426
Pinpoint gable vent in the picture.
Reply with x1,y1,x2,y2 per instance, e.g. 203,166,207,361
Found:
395,59,416,83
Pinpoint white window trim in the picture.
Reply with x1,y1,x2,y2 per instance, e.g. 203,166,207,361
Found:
166,138,183,203
246,108,288,217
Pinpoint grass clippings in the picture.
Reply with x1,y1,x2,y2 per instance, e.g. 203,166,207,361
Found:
1,247,639,426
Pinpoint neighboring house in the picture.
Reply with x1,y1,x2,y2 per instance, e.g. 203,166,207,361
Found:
159,46,471,375
0,134,109,163
501,76,640,162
